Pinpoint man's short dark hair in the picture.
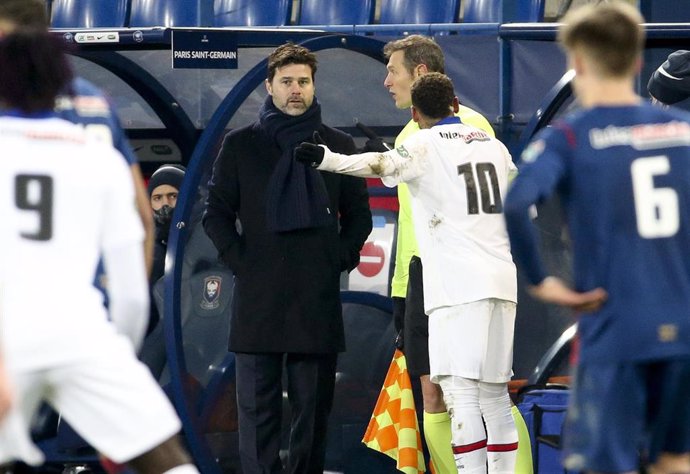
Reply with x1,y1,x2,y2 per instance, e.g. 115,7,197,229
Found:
266,42,318,83
0,0,49,31
411,72,455,119
558,2,644,78
383,35,445,75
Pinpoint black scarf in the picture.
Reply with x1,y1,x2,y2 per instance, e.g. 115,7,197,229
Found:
260,94,333,232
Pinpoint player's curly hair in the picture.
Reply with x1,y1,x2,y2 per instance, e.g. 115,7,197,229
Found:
411,72,455,119
267,42,318,83
0,31,73,113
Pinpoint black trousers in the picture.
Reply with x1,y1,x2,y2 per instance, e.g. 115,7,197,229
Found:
235,352,338,474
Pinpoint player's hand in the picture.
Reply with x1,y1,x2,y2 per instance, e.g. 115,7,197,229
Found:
529,276,608,312
295,142,325,167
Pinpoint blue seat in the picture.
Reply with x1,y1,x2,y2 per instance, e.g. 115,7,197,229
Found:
213,0,292,26
462,0,501,22
379,0,459,24
298,0,375,25
462,0,544,23
50,0,128,28
514,0,545,22
129,0,214,27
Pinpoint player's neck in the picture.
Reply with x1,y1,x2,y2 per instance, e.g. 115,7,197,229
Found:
578,78,640,108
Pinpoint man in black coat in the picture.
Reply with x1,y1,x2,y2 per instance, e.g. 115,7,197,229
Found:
203,42,372,474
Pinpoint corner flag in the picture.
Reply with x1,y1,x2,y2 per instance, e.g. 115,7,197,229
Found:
362,349,425,474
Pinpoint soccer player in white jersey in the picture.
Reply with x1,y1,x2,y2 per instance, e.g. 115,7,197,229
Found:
0,31,198,474
296,72,519,473
0,0,155,276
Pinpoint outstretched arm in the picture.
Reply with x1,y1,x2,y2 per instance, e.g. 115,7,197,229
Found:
295,140,425,182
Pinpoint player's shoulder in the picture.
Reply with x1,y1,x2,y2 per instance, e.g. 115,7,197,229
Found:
69,77,106,97
656,103,690,124
456,104,494,136
81,140,131,181
56,77,113,119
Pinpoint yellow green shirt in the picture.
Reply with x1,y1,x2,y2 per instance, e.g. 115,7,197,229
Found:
390,104,495,298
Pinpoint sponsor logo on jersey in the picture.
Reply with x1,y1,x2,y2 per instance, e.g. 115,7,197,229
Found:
201,276,222,310
0,124,86,144
438,129,490,143
55,95,111,118
590,121,690,150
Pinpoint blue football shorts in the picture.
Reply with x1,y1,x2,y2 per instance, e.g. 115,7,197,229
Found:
563,357,690,473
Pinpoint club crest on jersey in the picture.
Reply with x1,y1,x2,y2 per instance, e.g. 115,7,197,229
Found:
521,139,544,163
395,144,410,158
201,276,222,310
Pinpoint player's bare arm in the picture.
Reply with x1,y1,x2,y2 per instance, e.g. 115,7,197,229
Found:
529,276,607,313
0,356,12,422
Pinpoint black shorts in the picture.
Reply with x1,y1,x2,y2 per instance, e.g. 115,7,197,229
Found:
403,256,429,378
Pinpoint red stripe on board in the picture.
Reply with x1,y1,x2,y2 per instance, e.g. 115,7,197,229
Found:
452,439,487,454
487,442,519,452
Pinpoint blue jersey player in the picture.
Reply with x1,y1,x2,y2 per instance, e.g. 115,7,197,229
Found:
505,4,690,474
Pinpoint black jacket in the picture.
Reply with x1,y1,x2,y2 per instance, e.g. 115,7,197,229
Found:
203,122,372,353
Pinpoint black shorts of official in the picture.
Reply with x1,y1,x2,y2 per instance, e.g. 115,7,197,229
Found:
403,255,429,379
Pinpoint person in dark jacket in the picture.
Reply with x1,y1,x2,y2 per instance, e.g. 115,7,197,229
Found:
144,164,186,337
148,164,186,285
203,42,372,474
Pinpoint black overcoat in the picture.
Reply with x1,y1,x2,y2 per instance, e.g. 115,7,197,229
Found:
203,122,372,353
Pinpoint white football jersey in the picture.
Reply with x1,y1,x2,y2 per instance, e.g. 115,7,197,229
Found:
319,120,517,312
0,115,143,370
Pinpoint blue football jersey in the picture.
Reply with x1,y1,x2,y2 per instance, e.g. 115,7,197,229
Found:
506,103,690,363
55,77,137,165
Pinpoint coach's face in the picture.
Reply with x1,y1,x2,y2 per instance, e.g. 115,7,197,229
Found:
266,63,314,116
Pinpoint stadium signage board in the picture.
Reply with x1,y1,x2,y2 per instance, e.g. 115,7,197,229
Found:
171,30,238,69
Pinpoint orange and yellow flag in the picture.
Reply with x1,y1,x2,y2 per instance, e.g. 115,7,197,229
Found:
362,349,426,474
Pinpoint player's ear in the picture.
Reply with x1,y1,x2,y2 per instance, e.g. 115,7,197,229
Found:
569,51,585,77
411,106,421,123
265,78,272,95
452,96,460,114
633,56,643,75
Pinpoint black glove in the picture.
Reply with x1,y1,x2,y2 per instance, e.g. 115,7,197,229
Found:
339,245,361,273
360,137,391,153
311,131,326,145
295,142,325,167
